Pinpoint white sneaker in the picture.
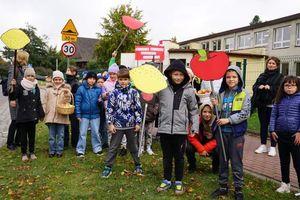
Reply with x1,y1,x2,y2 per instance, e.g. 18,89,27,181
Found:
276,182,290,193
146,147,154,155
268,147,277,157
22,154,28,162
295,192,300,197
255,145,268,154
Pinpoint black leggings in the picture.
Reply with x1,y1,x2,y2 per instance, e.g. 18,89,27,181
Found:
7,120,21,146
160,133,186,181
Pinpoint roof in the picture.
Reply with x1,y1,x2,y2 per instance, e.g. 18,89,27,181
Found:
73,37,99,62
179,13,300,45
168,48,266,58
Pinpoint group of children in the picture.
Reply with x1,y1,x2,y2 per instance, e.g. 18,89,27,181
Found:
7,56,300,199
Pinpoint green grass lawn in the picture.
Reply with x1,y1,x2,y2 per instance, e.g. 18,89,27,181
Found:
247,112,260,133
0,123,296,199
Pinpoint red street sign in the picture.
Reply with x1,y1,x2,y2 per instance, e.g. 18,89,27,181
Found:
135,45,164,61
61,42,76,57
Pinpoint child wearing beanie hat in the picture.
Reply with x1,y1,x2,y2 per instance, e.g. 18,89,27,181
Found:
9,67,44,161
75,70,103,157
43,70,71,157
52,70,64,81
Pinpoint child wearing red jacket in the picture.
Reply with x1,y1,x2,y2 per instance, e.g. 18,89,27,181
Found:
186,102,219,173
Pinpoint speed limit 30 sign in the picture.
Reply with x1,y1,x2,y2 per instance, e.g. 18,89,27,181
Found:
61,42,76,57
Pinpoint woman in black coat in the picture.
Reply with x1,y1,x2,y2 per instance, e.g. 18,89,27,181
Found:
252,56,283,156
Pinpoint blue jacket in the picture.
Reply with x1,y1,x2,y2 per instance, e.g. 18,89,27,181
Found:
106,82,142,129
75,81,102,119
269,92,300,134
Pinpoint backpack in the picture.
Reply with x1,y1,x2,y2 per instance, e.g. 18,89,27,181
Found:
1,78,8,96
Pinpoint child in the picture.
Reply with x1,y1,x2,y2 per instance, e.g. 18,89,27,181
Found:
65,66,80,148
211,65,251,200
43,70,71,157
156,59,199,195
140,93,159,155
97,74,108,148
75,71,102,157
9,68,44,161
186,102,219,174
269,76,300,196
102,68,142,178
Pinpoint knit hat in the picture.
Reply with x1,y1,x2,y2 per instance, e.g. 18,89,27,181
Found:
108,63,119,74
97,73,103,80
24,67,36,77
85,71,97,80
52,70,64,80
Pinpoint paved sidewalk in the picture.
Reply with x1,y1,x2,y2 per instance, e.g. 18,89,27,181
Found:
0,85,9,148
244,133,298,188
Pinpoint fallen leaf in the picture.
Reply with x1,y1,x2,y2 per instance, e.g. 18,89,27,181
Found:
119,187,124,193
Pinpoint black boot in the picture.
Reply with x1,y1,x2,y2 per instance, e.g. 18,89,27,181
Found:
234,187,244,200
188,164,196,173
210,185,228,199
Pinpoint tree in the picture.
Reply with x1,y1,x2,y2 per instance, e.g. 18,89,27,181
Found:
250,15,262,26
94,4,149,67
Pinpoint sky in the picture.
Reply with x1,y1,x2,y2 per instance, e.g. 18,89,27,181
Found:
0,0,300,52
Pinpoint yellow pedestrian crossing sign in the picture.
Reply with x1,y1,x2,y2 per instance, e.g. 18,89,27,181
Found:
61,19,78,42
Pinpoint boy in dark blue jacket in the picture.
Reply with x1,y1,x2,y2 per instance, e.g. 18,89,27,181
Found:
102,68,142,178
75,72,102,157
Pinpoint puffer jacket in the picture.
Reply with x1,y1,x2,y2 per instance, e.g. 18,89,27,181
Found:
269,92,300,134
106,82,142,128
75,80,102,119
42,82,71,124
157,61,199,135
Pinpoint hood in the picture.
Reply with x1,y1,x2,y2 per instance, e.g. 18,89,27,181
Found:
164,59,190,86
219,65,244,93
199,102,216,127
115,81,131,92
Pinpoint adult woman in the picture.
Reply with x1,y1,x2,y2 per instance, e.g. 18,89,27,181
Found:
252,56,283,156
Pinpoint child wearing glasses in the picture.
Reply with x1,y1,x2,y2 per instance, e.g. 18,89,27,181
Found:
269,76,300,197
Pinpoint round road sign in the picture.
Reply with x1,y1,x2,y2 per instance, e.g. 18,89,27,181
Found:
61,42,76,57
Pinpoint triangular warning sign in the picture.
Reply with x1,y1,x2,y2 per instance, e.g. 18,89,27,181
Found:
61,19,78,36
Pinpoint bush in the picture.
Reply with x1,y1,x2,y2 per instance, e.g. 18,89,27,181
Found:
34,66,52,76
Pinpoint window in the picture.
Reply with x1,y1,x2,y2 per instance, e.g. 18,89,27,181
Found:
255,30,269,46
236,62,242,68
202,42,209,50
225,37,234,50
296,63,300,77
281,63,289,75
274,26,291,48
238,34,251,49
297,24,300,46
212,39,221,51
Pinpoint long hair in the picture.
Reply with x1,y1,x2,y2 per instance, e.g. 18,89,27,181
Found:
265,56,280,69
274,75,300,104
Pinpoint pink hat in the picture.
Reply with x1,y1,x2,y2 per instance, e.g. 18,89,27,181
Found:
108,63,119,74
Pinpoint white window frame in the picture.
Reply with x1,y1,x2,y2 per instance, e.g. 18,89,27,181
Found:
238,34,251,49
255,30,269,46
273,26,291,49
201,41,209,50
224,37,234,50
296,24,300,46
212,39,221,51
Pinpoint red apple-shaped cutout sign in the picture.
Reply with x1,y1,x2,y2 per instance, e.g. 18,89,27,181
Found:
190,50,229,81
122,16,144,30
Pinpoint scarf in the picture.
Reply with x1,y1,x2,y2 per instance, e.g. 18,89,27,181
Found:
21,78,37,91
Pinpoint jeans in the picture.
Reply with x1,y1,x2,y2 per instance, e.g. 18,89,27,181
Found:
76,118,101,154
48,123,65,155
258,107,276,147
277,132,300,187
